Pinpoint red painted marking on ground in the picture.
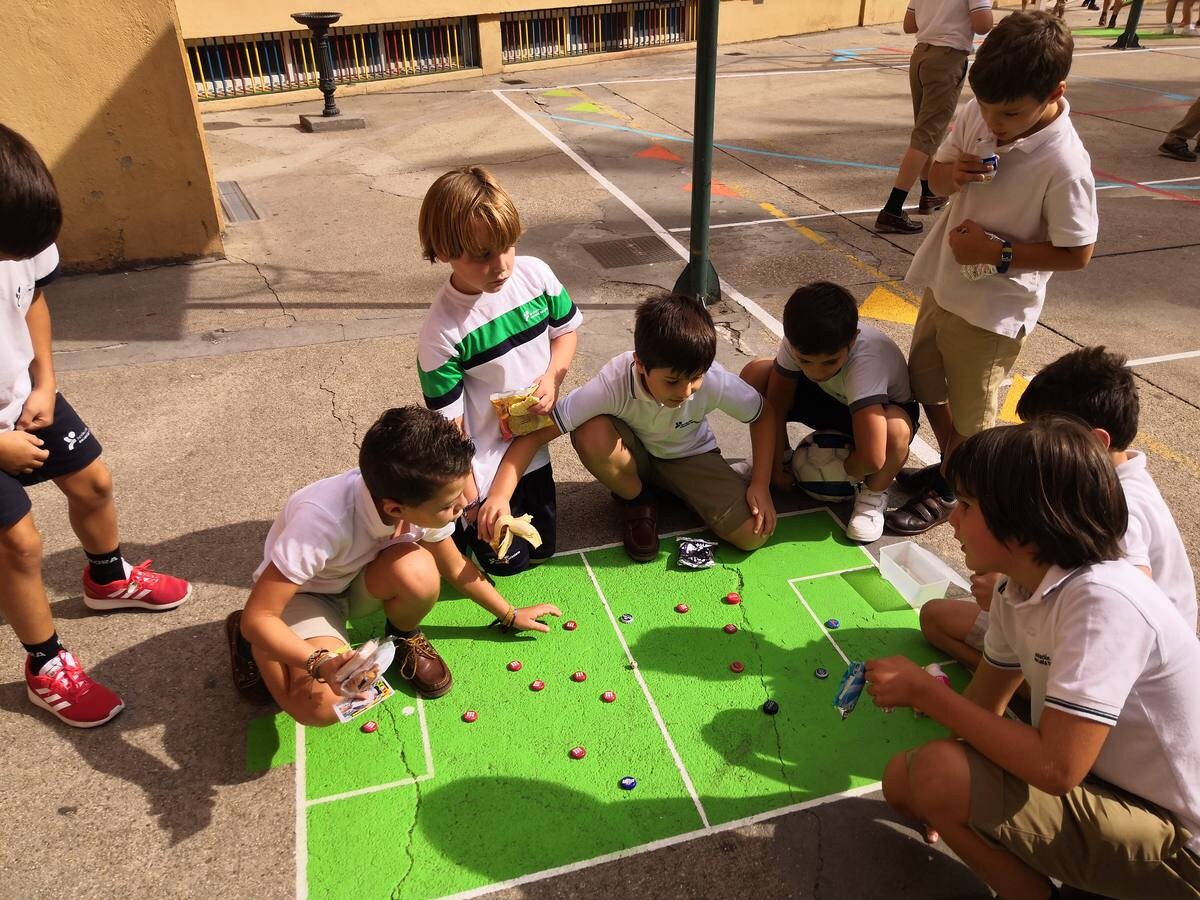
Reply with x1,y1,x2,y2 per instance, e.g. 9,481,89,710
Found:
877,47,912,54
1093,167,1200,206
684,180,741,198
637,144,684,162
1076,100,1193,116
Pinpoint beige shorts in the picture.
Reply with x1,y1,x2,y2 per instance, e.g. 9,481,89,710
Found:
966,747,1200,897
610,417,752,534
965,608,988,652
908,290,1025,437
280,571,383,642
909,43,969,157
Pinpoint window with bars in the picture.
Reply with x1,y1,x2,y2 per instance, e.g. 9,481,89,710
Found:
186,17,479,100
500,1,697,65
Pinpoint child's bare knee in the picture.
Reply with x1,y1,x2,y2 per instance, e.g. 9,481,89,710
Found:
570,417,610,458
919,599,948,640
908,740,970,814
881,750,912,810
0,521,44,572
293,700,340,728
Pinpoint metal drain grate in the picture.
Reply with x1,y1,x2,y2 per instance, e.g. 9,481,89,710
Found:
582,235,678,269
218,181,260,224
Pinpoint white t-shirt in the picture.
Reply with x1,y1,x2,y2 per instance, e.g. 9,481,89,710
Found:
254,468,455,595
907,99,1098,338
983,561,1200,853
417,256,582,498
0,244,61,432
552,351,763,460
910,0,992,53
1117,451,1198,630
774,323,913,412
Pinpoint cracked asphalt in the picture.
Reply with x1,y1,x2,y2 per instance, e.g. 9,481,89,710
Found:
5,6,1198,898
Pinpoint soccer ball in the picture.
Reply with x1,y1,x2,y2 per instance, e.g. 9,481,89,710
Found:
791,431,855,502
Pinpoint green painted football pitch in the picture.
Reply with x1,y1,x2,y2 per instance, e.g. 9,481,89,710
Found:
246,510,964,899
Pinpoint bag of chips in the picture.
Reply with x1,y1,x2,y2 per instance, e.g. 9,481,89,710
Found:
491,387,553,440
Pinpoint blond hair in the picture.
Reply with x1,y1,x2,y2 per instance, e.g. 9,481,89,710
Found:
417,166,522,263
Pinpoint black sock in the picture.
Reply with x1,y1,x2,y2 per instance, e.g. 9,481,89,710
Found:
386,622,420,640
883,187,909,216
625,487,653,507
932,470,956,501
23,633,64,673
920,178,934,198
86,547,125,584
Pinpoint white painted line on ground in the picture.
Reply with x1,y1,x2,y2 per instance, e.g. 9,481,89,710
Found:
492,88,940,467
789,582,852,665
295,723,308,900
1127,348,1200,366
580,552,710,828
444,782,884,900
788,565,877,584
1097,174,1200,192
668,205,915,232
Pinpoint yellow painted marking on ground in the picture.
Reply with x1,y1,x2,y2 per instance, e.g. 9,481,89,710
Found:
758,202,923,311
999,374,1030,423
1136,431,1200,480
859,285,918,325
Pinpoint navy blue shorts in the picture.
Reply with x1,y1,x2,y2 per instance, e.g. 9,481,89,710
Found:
454,462,557,577
785,373,921,438
0,394,103,527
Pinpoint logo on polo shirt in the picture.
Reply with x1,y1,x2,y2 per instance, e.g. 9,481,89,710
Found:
673,419,701,429
1034,652,1051,666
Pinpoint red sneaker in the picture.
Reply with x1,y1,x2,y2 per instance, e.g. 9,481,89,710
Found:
83,559,192,611
25,650,125,728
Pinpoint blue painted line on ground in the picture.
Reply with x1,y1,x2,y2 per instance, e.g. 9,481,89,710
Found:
1072,73,1193,102
541,114,899,172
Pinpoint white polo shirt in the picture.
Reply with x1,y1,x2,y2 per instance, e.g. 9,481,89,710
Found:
551,351,763,460
906,99,1098,339
1118,451,1198,630
910,0,992,53
254,468,455,595
1,244,61,432
774,323,913,412
983,561,1200,852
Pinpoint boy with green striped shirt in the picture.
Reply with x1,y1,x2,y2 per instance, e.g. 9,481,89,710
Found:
416,166,581,575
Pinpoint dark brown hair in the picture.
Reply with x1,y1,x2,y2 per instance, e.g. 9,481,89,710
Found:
359,406,474,505
946,416,1126,568
0,123,62,259
1016,346,1138,450
782,281,859,356
633,293,717,375
968,11,1073,104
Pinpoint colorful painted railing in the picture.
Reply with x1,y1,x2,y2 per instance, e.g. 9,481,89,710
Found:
186,17,479,100
499,1,697,64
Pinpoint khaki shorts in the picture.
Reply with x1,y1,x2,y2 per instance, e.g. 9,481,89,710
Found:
610,417,752,535
966,747,1200,897
909,43,969,157
908,290,1024,437
280,571,383,642
965,608,988,652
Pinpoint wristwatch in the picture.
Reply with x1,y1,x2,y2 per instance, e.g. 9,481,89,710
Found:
996,239,1014,274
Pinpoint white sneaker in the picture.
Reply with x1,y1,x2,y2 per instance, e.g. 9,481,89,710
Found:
1186,23,1198,33
1165,22,1175,32
730,459,753,483
845,486,888,543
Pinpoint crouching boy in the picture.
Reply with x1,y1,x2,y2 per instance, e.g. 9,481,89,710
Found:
479,293,774,563
227,406,559,726
869,417,1200,899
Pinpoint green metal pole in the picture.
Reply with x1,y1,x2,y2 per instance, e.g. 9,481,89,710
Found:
1113,0,1145,48
673,0,721,304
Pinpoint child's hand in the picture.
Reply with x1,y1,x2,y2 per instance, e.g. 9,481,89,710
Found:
746,483,777,537
513,603,562,633
318,649,373,700
529,371,559,415
948,219,1001,265
864,655,929,710
951,152,995,190
16,386,55,431
970,572,1001,612
0,431,49,476
477,496,510,544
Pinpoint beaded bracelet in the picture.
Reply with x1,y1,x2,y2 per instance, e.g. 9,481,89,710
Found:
305,648,331,682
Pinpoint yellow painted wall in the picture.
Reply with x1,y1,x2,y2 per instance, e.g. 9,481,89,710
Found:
0,0,222,270
860,0,912,26
717,0,861,44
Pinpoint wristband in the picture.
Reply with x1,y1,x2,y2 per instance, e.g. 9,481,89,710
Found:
996,239,1014,274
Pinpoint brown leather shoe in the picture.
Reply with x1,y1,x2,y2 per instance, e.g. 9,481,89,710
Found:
885,488,957,535
894,463,942,494
623,502,659,562
918,193,949,213
225,610,273,705
394,631,453,698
